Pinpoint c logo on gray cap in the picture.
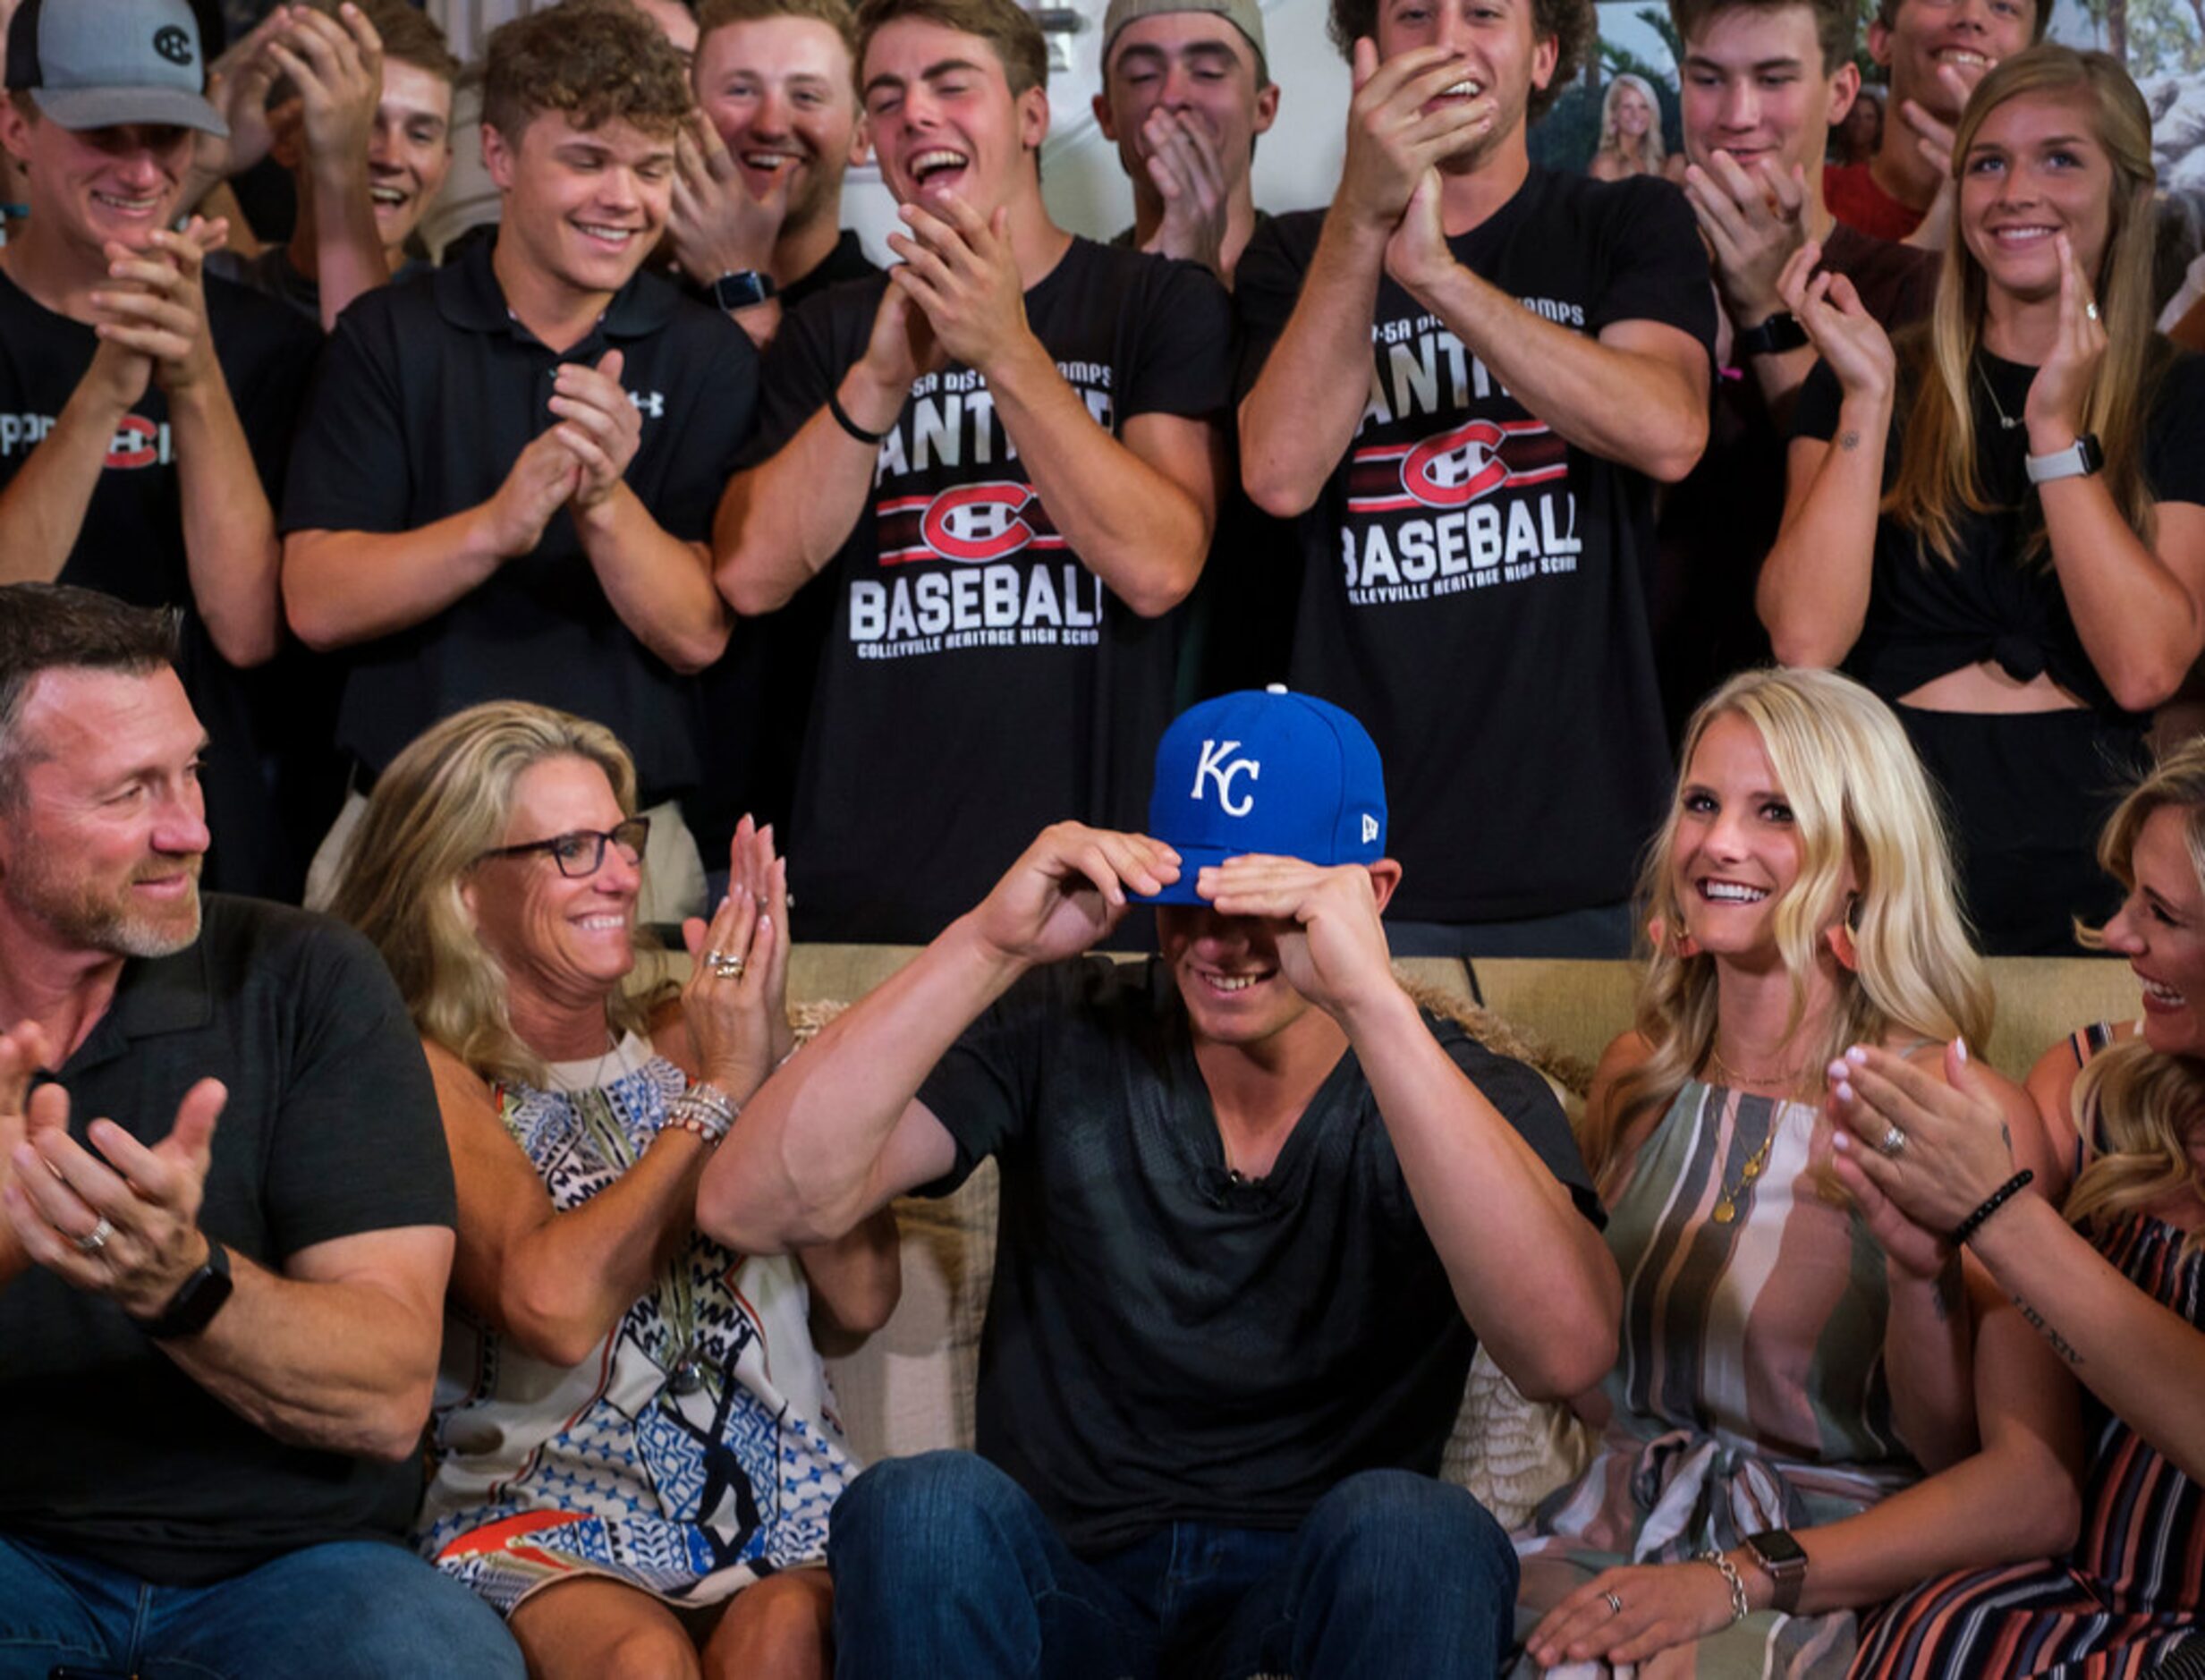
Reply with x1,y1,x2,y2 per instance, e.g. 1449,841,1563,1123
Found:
152,26,195,64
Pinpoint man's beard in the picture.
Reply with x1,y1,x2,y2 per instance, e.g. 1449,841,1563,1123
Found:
10,853,204,959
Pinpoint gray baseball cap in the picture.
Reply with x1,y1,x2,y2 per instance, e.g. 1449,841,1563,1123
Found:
1101,0,1268,66
5,0,228,138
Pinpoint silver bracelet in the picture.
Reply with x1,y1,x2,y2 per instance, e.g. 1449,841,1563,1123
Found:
1698,1550,1750,1626
665,1082,739,1146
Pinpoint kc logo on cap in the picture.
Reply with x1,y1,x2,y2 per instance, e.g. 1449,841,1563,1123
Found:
1135,686,1387,905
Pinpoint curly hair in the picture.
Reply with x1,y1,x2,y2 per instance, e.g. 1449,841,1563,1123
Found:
1325,0,1593,123
2066,738,2205,1258
482,0,697,142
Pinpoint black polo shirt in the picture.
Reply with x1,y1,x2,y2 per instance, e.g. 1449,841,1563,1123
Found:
281,235,759,802
0,895,455,1588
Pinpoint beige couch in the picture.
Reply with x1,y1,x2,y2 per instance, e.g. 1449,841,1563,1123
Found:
788,949,2141,1515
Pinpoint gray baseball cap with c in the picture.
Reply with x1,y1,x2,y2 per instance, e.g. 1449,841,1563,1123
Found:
5,0,228,138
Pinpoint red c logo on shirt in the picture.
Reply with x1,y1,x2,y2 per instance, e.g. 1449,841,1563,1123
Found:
920,482,1039,563
1400,420,1514,508
106,416,162,471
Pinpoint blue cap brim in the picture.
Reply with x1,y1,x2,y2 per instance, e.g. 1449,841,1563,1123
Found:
1128,843,1242,906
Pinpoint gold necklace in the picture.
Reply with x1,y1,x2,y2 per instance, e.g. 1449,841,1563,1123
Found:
1704,1039,1810,1092
1702,1041,1802,1226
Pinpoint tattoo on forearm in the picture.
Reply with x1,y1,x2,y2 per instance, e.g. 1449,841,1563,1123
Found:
1838,430,1861,451
2012,1293,2084,1366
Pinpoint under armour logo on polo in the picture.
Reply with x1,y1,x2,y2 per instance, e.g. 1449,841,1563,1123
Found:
629,391,666,419
152,25,194,64
1191,739,1259,817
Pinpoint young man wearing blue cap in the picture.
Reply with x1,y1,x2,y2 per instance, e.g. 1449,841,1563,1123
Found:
0,0,323,897
700,686,1618,1678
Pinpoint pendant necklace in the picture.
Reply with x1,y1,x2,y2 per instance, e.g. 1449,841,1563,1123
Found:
1702,1041,1798,1225
1978,360,2025,430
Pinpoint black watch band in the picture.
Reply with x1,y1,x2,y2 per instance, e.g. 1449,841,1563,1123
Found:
1734,311,1811,357
136,1239,234,1339
711,269,776,310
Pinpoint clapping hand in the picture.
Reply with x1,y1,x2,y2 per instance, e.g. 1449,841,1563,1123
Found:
1140,107,1229,276
548,349,645,514
1685,151,1810,330
2022,232,2105,448
681,815,793,1099
2,1041,229,1322
886,196,1032,377
1780,242,1895,404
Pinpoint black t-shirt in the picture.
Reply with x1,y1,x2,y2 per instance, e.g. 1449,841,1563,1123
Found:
280,236,759,802
750,239,1233,944
1235,170,1717,924
1653,222,1936,735
693,231,885,858
1790,341,2205,712
916,956,1598,1554
0,267,322,898
0,896,456,1587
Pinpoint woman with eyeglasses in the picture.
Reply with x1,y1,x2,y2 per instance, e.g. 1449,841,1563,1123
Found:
329,701,898,1680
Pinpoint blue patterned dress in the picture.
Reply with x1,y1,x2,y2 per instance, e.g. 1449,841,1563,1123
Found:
417,1036,855,1614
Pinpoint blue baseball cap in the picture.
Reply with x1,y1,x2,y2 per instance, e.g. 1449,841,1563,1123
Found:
1134,685,1388,906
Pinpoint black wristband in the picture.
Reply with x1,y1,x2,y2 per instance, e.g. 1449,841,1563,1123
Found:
827,388,892,445
1734,310,1811,357
1950,1169,2034,1248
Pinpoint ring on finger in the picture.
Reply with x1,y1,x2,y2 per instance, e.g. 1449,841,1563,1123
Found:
1878,1124,1909,1158
1604,1591,1624,1616
705,950,747,980
75,1215,114,1254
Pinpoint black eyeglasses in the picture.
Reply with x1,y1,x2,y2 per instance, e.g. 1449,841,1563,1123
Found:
476,817,651,878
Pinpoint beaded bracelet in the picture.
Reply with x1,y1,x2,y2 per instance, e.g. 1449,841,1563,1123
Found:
666,1082,740,1147
1697,1550,1751,1627
1950,1169,2034,1248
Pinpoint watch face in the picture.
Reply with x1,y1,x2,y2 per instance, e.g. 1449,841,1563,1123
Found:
1749,1529,1808,1567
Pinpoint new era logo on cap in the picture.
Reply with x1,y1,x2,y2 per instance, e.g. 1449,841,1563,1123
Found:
1135,686,1387,905
5,0,228,138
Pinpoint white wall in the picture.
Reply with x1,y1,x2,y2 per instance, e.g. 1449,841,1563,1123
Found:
839,0,1351,257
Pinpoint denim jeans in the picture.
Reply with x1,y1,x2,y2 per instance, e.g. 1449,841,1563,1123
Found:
0,1532,525,1680
828,1450,1518,1680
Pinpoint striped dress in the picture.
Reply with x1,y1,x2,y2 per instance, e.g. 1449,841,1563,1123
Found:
1514,1079,1924,1680
1848,1029,2203,1680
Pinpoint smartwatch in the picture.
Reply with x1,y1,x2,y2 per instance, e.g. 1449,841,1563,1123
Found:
1743,1528,1809,1614
136,1239,234,1340
1733,311,1811,357
711,269,776,310
2024,432,2104,484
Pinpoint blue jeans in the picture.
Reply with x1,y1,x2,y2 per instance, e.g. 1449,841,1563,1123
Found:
0,1532,525,1680
828,1451,1518,1679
